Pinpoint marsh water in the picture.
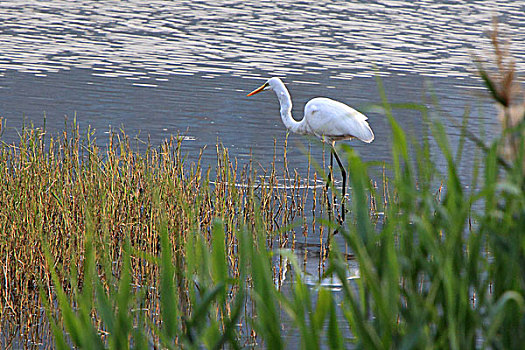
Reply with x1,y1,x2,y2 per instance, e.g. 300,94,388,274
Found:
1,0,524,347
1,1,524,174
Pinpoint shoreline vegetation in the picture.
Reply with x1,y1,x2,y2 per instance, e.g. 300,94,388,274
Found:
1,22,525,349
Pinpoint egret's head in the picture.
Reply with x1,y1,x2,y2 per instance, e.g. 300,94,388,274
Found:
246,77,282,96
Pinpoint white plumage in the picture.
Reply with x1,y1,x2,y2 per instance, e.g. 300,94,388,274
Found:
247,77,374,144
247,77,374,224
304,97,374,143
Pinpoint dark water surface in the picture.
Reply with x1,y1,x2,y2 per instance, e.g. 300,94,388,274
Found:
1,0,524,347
1,0,524,175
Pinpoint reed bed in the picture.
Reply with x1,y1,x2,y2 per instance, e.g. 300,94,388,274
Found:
0,119,352,348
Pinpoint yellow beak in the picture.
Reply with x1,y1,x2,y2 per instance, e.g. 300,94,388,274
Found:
247,82,269,97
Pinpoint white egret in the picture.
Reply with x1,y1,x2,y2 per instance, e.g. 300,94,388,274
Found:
247,77,374,222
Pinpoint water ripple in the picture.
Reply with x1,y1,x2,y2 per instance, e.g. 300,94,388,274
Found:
0,0,523,80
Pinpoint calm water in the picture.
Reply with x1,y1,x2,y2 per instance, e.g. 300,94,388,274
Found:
1,1,524,347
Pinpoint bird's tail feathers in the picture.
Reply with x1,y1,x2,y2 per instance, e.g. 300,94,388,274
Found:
357,122,375,143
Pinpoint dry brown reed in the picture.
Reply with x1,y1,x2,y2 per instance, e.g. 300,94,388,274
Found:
474,18,525,170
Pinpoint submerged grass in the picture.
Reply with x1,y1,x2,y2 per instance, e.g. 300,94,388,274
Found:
1,21,524,349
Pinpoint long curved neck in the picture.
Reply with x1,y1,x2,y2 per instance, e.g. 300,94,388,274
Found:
272,81,307,135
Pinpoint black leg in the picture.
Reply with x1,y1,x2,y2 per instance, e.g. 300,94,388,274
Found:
332,145,346,223
325,144,346,257
325,149,333,193
324,148,334,257
325,148,334,218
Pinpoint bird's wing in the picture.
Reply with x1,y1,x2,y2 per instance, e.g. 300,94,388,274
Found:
304,98,374,143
